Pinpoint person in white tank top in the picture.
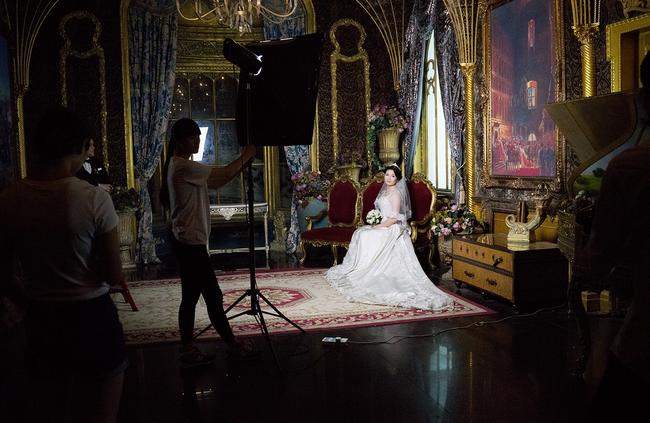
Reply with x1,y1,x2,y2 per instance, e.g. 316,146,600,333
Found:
0,107,125,422
160,118,256,366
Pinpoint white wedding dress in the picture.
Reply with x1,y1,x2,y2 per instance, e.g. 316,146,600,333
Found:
325,189,454,311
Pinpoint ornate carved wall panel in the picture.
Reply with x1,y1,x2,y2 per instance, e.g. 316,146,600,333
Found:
329,19,369,166
23,1,127,186
59,11,108,169
313,0,397,176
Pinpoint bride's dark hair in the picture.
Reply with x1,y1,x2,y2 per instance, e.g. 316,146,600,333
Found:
383,164,402,180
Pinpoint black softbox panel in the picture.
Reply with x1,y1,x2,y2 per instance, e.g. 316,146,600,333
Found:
235,33,324,147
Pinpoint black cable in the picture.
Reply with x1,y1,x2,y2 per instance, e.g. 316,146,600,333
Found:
347,303,567,346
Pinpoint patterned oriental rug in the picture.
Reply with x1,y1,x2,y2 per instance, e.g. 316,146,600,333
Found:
113,268,494,345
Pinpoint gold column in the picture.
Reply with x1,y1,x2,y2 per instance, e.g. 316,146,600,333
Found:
570,0,601,97
264,146,280,213
7,0,61,178
16,92,27,178
441,0,484,216
461,63,476,215
120,0,136,188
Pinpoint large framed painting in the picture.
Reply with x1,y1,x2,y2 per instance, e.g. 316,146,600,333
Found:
0,20,15,190
482,0,565,191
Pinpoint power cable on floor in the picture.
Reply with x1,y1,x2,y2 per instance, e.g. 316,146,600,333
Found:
347,303,567,345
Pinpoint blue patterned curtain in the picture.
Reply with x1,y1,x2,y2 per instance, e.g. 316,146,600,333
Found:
399,0,466,202
128,0,177,264
263,0,308,254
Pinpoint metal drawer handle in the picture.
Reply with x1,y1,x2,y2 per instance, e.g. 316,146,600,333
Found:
493,257,503,267
464,270,475,278
486,278,497,286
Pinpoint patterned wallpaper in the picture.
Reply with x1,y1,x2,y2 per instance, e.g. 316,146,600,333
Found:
23,0,127,186
13,0,633,203
312,0,402,177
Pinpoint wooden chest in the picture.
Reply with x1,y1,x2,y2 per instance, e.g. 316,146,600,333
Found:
452,234,568,309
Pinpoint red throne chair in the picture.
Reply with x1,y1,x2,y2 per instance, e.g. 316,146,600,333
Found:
407,173,437,270
298,175,360,265
359,173,385,224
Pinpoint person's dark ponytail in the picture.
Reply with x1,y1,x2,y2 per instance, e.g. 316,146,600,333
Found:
160,118,201,210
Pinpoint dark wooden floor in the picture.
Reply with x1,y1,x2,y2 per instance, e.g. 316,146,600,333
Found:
2,249,620,423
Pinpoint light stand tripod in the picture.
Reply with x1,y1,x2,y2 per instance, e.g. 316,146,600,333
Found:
193,70,305,368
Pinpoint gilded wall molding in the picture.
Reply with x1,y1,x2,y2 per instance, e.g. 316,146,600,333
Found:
120,0,135,188
606,12,650,92
175,25,262,73
329,19,370,165
302,0,319,172
59,11,109,170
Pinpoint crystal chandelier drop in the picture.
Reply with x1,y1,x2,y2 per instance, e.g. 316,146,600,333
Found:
176,0,298,33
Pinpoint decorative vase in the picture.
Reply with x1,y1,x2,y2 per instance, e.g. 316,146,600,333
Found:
117,209,137,269
297,197,328,233
437,235,453,266
337,162,363,183
377,127,401,166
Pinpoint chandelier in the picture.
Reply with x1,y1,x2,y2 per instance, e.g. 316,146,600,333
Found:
176,0,298,33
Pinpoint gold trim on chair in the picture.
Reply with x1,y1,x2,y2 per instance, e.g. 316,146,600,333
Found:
408,172,437,243
324,174,362,228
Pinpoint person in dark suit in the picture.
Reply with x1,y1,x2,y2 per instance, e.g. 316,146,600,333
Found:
76,138,112,192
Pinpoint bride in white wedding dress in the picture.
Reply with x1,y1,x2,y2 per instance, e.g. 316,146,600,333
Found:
326,165,454,311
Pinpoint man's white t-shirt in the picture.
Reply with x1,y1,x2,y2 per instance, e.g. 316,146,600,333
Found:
0,177,119,302
168,156,212,245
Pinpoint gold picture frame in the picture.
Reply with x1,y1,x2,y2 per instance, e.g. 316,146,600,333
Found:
606,12,650,92
481,0,565,191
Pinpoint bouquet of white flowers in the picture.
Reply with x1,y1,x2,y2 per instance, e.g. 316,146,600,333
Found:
366,209,382,225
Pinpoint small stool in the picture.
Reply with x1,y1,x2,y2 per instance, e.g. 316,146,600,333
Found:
110,277,138,311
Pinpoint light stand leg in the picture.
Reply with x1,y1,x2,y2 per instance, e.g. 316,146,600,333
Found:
195,75,305,369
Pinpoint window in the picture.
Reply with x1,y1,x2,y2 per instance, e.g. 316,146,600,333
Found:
526,80,537,109
422,33,452,191
528,19,535,48
169,72,265,205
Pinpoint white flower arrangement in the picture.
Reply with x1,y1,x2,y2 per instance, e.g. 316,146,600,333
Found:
366,209,383,225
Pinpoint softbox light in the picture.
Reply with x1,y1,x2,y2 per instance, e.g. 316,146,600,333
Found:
234,33,324,147
223,38,262,76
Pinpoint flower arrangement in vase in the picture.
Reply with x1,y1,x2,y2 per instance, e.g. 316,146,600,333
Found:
291,170,331,208
433,200,482,266
433,201,482,237
366,104,409,171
